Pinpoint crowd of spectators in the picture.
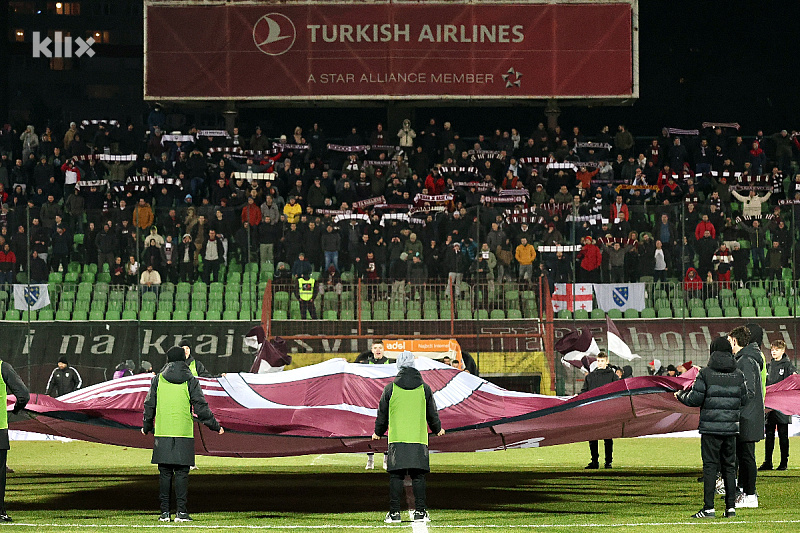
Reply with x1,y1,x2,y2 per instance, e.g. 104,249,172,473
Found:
1,113,799,295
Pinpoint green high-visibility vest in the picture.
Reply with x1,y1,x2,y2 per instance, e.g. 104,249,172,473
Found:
154,374,194,438
189,360,198,377
0,360,6,430
298,278,315,301
388,384,427,446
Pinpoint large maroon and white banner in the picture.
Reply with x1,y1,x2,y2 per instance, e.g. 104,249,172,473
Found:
144,1,635,100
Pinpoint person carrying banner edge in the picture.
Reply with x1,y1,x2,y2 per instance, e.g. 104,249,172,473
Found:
372,351,444,524
142,346,223,523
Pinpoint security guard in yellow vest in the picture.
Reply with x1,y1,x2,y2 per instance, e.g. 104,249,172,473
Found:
143,347,223,523
0,360,29,522
296,272,317,319
372,351,444,524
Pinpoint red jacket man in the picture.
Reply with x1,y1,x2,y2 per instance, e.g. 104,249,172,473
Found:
695,216,716,241
241,198,262,227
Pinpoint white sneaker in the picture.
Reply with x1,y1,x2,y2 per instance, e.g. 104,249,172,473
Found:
735,492,758,508
365,455,375,470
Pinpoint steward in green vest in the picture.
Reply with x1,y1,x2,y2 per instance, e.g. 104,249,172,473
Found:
0,360,30,523
142,347,222,523
372,351,444,524
296,273,317,319
180,340,214,378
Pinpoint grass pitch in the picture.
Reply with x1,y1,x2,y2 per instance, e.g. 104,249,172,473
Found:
5,438,800,532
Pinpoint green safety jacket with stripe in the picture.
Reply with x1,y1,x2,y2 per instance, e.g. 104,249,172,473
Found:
0,360,31,451
374,366,441,472
142,361,221,466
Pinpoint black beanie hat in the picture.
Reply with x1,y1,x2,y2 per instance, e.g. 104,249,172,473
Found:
709,336,732,354
745,323,763,347
58,356,68,365
167,346,185,363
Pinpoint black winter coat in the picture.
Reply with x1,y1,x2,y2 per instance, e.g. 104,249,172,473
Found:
735,343,765,442
142,361,221,466
677,351,750,435
580,366,618,393
374,367,441,473
766,355,796,423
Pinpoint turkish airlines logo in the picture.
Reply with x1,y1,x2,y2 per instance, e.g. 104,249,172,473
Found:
253,13,296,56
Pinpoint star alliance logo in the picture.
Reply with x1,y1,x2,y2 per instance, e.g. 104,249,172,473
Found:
502,67,522,88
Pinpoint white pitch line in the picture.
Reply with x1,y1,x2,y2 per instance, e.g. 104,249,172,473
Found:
3,519,800,529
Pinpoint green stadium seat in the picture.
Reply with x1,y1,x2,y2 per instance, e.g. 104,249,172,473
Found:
372,310,389,320
206,310,222,321
475,309,489,320
64,272,80,283
624,309,639,319
423,309,438,320
139,310,155,321
390,309,404,321
774,306,790,317
718,289,734,299
754,296,769,308
750,287,767,299
688,298,703,309
4,309,19,321
756,306,772,317
68,262,81,274
573,309,590,320
105,310,121,321
156,310,171,320
84,263,98,274
55,310,71,320
690,308,706,318
590,308,605,319
640,308,656,318
72,310,88,321
735,288,751,299
772,296,788,308
122,310,137,320
724,307,740,317
188,310,204,320
657,308,672,318
490,309,505,320
58,299,74,312
82,272,95,283
96,272,111,283
557,310,572,319
48,272,63,283
89,310,104,320
607,309,623,319
654,298,670,309
737,296,753,309
223,310,239,320
322,310,337,320
176,282,192,294
507,309,523,319
707,307,723,318
740,306,757,317
37,309,54,321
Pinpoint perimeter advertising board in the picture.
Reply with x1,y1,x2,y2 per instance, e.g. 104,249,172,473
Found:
144,1,635,100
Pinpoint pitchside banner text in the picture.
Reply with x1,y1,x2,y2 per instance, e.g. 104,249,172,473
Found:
144,1,634,100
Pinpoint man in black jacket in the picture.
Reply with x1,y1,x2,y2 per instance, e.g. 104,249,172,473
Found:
759,339,796,471
0,360,30,522
45,357,82,397
581,352,619,469
372,351,444,523
676,339,750,519
142,347,223,522
728,324,765,509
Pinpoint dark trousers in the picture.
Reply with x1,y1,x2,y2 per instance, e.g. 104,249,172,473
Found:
299,300,317,319
701,434,737,510
589,439,613,464
158,464,190,514
389,469,426,513
736,440,757,495
0,449,7,513
764,412,790,466
203,259,220,283
179,262,194,283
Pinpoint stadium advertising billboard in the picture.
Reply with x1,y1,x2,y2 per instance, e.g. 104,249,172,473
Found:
144,0,636,101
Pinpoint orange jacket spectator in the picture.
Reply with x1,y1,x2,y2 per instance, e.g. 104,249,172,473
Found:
515,243,536,265
132,200,154,230
576,167,599,189
241,199,262,227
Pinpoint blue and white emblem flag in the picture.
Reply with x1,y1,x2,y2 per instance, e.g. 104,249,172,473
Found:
14,284,51,311
593,283,646,312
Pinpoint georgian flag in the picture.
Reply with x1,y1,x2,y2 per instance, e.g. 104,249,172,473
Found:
606,316,640,361
555,328,600,373
552,283,593,312
14,284,51,311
